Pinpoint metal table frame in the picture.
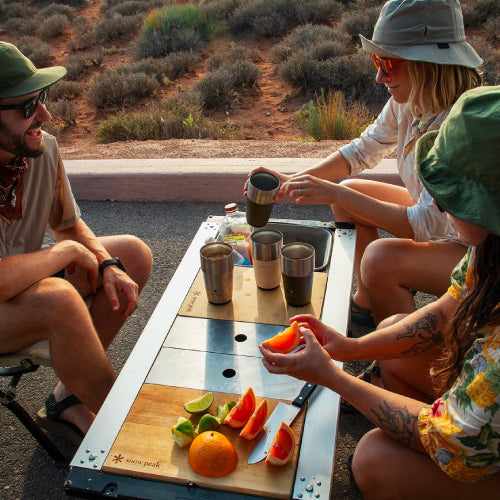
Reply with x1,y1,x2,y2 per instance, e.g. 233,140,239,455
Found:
65,218,355,499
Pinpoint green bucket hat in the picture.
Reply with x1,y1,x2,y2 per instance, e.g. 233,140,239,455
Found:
0,42,66,99
416,85,500,237
360,0,482,68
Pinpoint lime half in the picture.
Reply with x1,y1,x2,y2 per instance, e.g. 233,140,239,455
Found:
183,392,214,414
195,414,220,434
171,417,194,447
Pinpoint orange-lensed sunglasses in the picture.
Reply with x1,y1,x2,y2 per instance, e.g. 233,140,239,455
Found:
372,55,405,79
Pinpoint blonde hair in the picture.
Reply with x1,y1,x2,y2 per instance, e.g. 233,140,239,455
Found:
406,61,482,120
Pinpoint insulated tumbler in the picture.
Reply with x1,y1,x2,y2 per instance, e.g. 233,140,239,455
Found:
200,242,234,304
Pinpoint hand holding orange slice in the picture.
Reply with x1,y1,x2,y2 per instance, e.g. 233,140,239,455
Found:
261,321,301,353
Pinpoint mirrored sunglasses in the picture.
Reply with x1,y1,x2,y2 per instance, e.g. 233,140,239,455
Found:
0,88,49,119
372,55,405,79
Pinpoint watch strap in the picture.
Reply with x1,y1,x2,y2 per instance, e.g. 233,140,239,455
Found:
99,257,126,275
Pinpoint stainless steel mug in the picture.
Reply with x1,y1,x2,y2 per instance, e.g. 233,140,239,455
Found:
250,229,283,289
200,242,234,304
280,242,315,306
246,172,280,227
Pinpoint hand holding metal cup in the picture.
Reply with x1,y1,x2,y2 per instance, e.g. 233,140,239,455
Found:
246,172,280,227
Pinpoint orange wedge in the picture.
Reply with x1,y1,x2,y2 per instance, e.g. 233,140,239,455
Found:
224,387,256,428
265,421,295,465
239,399,268,440
261,321,300,353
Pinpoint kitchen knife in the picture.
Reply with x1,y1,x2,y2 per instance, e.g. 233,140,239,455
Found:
248,382,317,464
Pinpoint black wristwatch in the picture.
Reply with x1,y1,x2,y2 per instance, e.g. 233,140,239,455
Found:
98,257,126,276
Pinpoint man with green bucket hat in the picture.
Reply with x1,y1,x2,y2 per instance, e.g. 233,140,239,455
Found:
0,42,152,444
260,85,500,496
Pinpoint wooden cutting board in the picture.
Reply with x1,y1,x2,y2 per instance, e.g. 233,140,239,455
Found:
103,385,305,499
179,266,327,326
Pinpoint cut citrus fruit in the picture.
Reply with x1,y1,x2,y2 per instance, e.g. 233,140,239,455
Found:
196,414,220,434
224,387,256,428
265,422,295,465
171,417,194,448
216,400,237,423
183,392,214,414
239,398,268,440
261,321,300,354
188,431,238,477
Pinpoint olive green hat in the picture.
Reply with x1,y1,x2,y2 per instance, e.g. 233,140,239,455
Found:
417,86,500,237
0,42,66,99
360,0,482,68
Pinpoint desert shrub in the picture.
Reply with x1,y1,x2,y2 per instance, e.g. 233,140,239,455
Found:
86,68,159,107
484,16,500,45
281,50,387,104
477,44,500,85
136,4,226,59
49,80,83,100
228,0,344,38
38,14,70,39
297,90,372,140
340,6,380,40
274,24,350,61
206,44,260,71
93,13,142,42
97,92,240,142
40,4,76,20
462,0,500,28
103,0,167,17
63,54,86,80
17,36,51,67
194,60,260,109
2,15,37,32
74,14,91,34
49,99,80,126
199,0,242,21
127,52,199,81
0,1,37,22
68,30,96,51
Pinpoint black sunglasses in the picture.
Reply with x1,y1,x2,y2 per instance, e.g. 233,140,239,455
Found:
0,88,48,119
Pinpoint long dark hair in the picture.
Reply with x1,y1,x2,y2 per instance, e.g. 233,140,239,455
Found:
432,234,500,394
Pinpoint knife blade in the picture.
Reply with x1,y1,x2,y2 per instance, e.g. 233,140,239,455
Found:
247,382,316,464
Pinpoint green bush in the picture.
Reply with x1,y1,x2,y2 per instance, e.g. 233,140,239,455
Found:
17,36,51,67
93,13,142,42
136,4,226,59
228,0,344,38
194,60,260,109
86,68,159,107
96,92,240,142
297,90,372,140
38,14,70,39
274,24,350,61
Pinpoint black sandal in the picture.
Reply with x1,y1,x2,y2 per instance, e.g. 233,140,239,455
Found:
340,362,381,415
36,393,84,445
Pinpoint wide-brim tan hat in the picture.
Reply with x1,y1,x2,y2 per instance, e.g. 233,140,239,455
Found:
360,0,482,68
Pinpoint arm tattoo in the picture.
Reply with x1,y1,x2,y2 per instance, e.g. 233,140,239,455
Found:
396,312,442,355
370,401,419,448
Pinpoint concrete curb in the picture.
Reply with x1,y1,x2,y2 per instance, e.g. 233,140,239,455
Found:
65,158,400,202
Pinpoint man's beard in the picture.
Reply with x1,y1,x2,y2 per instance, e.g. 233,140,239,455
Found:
0,123,46,159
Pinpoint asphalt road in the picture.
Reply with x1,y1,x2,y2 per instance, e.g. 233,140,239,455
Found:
1,200,375,500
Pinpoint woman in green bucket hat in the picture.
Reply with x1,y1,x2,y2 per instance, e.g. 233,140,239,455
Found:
260,85,500,497
245,0,482,328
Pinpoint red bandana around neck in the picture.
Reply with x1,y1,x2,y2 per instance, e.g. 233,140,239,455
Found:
0,156,28,223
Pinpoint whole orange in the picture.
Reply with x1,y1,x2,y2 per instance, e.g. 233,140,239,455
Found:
188,431,238,478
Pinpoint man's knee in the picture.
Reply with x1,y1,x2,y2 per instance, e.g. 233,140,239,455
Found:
115,235,152,280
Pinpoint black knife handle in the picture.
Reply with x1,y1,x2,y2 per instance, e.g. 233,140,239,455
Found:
292,382,317,408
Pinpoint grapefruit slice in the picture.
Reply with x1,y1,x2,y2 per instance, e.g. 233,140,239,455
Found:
265,422,295,465
239,399,268,440
261,321,301,353
224,387,256,428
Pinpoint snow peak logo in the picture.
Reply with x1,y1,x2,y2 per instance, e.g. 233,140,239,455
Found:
112,454,160,468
